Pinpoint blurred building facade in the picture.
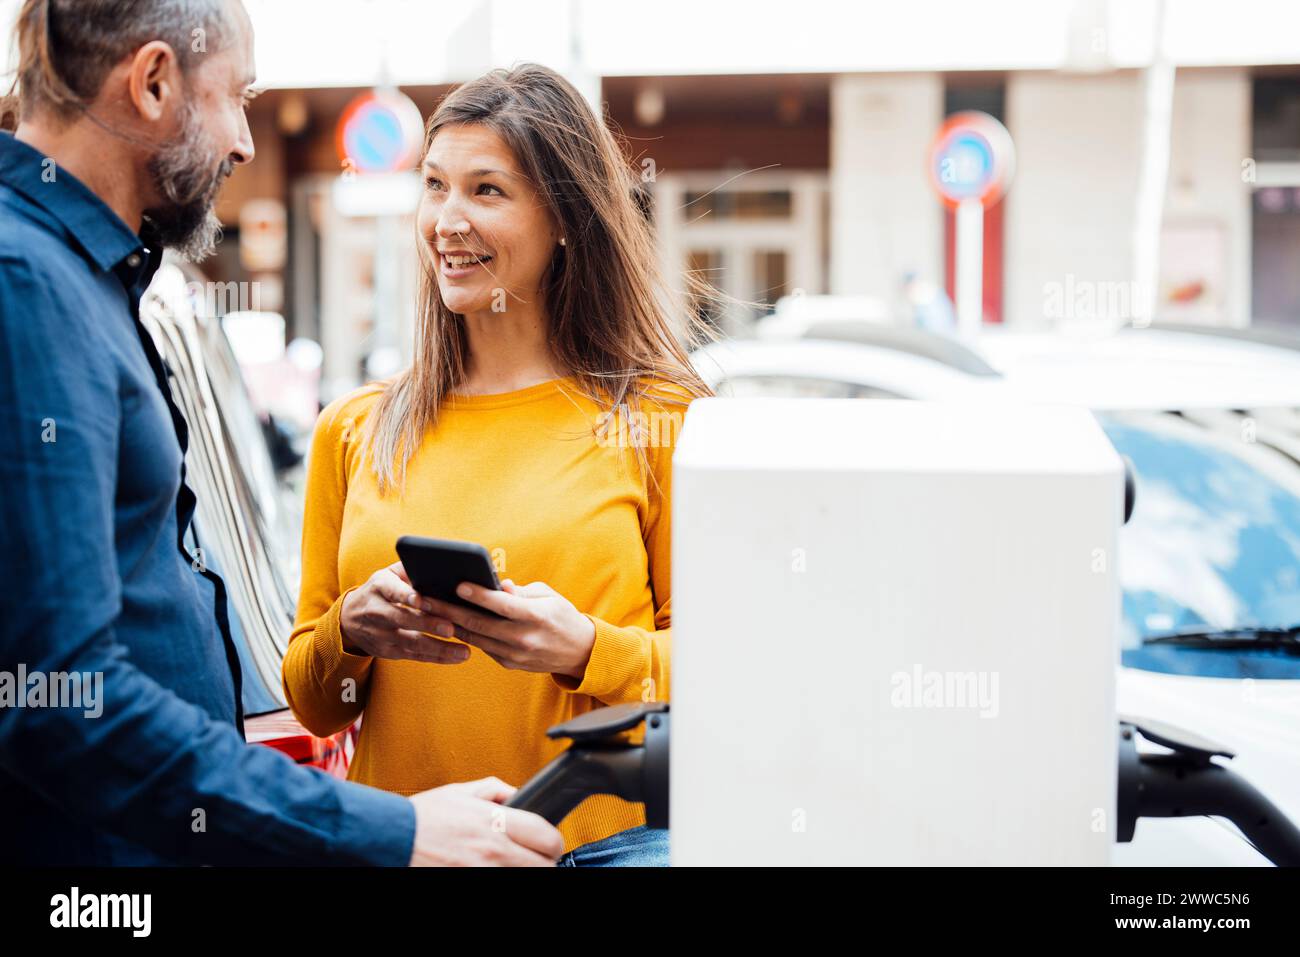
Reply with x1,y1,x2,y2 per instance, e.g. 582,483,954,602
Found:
9,0,1300,400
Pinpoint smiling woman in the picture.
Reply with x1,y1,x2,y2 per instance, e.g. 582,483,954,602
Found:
281,64,718,866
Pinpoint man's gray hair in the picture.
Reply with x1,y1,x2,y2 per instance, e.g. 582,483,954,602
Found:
5,0,231,125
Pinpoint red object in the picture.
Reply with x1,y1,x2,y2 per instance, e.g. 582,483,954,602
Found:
246,709,352,779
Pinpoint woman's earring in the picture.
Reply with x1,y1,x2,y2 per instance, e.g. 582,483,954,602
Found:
559,236,566,247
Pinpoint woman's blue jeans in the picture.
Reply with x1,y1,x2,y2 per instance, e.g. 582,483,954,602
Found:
558,825,670,867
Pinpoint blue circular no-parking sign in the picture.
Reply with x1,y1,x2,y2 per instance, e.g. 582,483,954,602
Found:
928,111,1015,209
336,89,425,174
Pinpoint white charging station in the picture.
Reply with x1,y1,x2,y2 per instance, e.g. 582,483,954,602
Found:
671,399,1124,865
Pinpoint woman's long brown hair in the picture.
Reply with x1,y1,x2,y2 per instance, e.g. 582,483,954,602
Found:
364,63,717,493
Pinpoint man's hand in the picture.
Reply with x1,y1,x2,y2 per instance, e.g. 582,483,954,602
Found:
407,777,565,866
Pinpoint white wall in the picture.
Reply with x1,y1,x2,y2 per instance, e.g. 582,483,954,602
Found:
580,0,1300,77
1003,71,1144,328
1161,68,1252,326
829,73,944,304
6,1,1300,87
1003,68,1252,328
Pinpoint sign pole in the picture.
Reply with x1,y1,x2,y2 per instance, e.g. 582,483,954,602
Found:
955,198,984,339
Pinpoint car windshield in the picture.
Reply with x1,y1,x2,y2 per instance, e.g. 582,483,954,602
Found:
1100,409,1300,680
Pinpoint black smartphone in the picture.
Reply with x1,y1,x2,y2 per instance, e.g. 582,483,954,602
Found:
395,535,504,616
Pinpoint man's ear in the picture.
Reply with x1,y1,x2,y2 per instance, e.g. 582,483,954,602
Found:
125,40,182,122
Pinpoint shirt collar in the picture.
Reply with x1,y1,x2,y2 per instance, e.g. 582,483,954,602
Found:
0,131,154,280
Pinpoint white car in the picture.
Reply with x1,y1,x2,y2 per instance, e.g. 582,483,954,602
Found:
692,317,1300,866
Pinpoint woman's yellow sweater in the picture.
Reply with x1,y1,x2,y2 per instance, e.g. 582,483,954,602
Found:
282,376,686,852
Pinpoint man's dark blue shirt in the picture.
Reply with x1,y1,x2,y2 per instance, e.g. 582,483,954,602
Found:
0,131,414,865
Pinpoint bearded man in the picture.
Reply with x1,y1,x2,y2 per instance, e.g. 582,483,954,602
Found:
0,0,562,867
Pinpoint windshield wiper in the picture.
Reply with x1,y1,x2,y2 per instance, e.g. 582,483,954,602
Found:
1142,625,1300,655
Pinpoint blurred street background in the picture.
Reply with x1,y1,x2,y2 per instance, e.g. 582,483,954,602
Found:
8,0,1300,419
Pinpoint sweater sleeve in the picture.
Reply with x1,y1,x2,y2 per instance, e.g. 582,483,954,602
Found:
551,388,688,707
282,393,378,736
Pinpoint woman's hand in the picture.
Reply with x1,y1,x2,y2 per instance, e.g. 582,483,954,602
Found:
416,580,597,679
339,561,473,664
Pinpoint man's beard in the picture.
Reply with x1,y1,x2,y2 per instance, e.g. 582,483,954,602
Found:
142,101,234,262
